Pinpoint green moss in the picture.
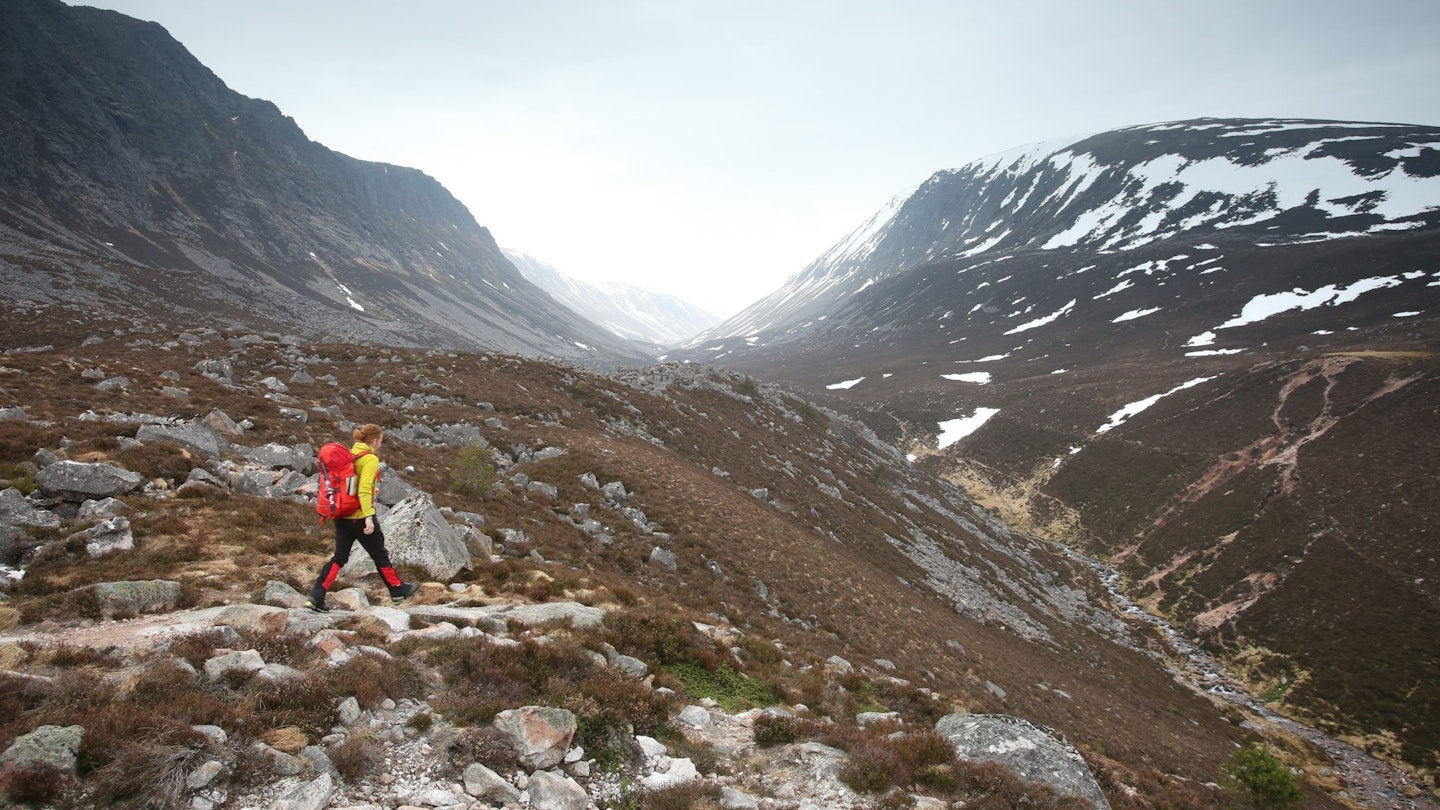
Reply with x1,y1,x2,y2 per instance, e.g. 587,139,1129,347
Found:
667,663,775,713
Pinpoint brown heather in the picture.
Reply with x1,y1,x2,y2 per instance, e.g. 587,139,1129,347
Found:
0,319,1364,808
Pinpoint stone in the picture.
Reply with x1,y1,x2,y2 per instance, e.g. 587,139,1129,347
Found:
493,706,578,771
721,786,762,810
204,408,242,436
612,654,648,678
649,546,677,571
336,697,362,726
493,602,606,629
213,604,289,635
340,492,470,581
0,487,60,529
369,606,411,633
261,580,306,609
857,711,901,727
677,706,712,728
136,420,228,459
35,460,145,501
935,713,1110,809
274,772,334,810
92,580,182,619
641,757,699,790
241,443,315,473
192,725,228,746
256,664,306,685
463,761,521,804
186,759,224,790
75,496,133,521
0,724,84,782
328,588,369,611
527,769,588,810
69,516,134,557
204,649,266,681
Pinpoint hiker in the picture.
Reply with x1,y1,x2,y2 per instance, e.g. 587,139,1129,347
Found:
306,423,419,611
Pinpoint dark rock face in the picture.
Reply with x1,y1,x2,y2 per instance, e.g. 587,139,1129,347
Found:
0,0,651,365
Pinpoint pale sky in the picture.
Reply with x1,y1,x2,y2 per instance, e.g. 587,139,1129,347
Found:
74,1,1440,318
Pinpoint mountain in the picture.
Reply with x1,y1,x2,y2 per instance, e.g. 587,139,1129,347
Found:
503,248,722,348
674,118,1440,779
690,118,1440,347
0,0,651,366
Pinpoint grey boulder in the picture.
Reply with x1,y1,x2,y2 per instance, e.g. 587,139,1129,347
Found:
35,460,145,501
341,492,471,581
935,713,1110,809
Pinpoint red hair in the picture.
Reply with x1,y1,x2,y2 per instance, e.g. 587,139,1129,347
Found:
351,423,384,444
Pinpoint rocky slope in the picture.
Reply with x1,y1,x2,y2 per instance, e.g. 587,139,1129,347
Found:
0,0,650,365
2,323,1400,808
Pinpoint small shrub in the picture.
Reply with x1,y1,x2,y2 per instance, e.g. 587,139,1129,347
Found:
0,760,71,804
840,738,902,793
451,445,496,496
330,729,385,782
1222,743,1304,809
753,714,798,747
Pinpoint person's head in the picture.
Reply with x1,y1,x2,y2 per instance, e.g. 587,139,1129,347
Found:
352,423,384,447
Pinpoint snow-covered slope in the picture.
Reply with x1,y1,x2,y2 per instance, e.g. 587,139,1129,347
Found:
504,249,721,348
689,118,1440,347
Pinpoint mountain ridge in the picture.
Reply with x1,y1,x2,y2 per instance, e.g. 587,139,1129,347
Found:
0,0,650,365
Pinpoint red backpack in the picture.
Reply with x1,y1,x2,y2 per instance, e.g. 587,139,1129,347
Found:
315,443,373,520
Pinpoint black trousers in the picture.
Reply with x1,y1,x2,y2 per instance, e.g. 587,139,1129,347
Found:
311,516,402,594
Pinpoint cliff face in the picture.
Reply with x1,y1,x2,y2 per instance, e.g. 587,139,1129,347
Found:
0,0,651,364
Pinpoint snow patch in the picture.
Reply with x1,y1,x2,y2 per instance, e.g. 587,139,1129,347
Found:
937,408,1001,449
1097,377,1215,434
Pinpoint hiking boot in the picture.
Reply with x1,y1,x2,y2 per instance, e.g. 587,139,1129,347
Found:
390,582,419,604
305,598,329,613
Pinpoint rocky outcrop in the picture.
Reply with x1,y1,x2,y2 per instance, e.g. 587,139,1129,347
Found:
34,461,145,502
936,713,1110,809
339,492,472,582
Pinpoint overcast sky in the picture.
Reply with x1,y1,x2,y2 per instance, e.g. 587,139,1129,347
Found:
76,1,1440,318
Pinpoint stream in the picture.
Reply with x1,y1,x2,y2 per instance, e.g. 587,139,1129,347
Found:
1067,547,1436,810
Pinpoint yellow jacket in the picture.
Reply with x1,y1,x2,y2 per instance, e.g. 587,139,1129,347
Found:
350,441,381,518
